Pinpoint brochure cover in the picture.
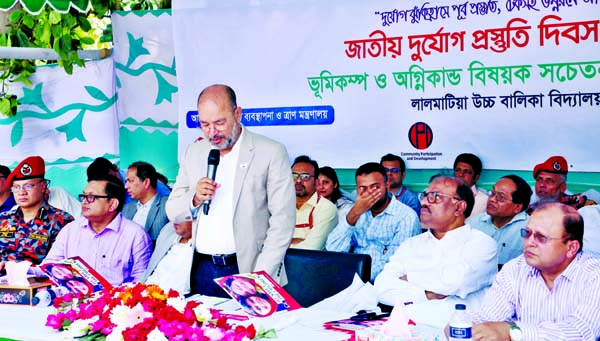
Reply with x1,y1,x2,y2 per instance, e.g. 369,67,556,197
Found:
40,256,112,296
323,317,388,334
215,270,301,317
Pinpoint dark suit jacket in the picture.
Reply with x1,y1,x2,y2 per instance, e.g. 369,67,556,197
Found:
123,193,170,241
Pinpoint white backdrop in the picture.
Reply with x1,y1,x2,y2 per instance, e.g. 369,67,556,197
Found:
172,0,600,171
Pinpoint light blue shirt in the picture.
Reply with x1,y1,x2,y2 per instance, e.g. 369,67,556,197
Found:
392,186,421,215
470,211,529,265
326,196,421,281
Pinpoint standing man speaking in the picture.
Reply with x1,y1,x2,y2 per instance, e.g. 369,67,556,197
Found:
166,84,296,297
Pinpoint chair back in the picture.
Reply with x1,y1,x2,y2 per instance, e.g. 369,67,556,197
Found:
283,248,371,307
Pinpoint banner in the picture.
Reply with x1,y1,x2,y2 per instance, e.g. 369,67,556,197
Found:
112,10,179,129
173,0,600,171
0,58,118,165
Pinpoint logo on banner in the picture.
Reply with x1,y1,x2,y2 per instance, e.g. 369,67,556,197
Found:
408,122,433,150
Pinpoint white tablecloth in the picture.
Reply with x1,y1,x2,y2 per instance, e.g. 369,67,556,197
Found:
0,305,64,341
0,304,353,341
0,304,445,341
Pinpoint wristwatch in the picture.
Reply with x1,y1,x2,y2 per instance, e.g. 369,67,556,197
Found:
509,321,523,341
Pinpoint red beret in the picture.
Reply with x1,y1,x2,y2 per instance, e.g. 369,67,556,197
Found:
533,156,568,179
6,156,45,188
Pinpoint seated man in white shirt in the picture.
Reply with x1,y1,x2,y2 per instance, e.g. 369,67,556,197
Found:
374,176,497,327
142,212,194,295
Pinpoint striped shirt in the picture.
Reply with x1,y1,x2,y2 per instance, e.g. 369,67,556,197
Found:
326,196,421,281
472,252,600,340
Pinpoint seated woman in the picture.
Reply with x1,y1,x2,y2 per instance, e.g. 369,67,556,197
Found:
316,167,353,215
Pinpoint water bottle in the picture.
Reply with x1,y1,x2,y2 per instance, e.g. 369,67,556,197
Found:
32,286,69,306
448,303,472,341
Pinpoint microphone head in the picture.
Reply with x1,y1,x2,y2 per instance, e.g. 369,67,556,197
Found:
208,149,220,166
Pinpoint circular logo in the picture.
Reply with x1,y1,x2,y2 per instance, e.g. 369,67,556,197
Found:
408,122,433,150
552,161,562,171
20,163,32,176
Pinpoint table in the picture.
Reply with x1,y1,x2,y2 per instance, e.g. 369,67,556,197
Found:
0,302,445,340
0,305,64,341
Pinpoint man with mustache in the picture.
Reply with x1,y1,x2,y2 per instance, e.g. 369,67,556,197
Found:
291,155,338,250
326,162,420,281
528,156,595,213
166,84,295,297
470,175,532,267
471,202,600,341
375,176,497,327
123,161,169,242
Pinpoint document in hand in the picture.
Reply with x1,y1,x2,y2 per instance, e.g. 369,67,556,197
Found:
40,256,112,296
215,270,301,317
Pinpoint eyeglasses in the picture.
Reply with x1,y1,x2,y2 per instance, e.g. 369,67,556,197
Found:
292,173,314,181
11,181,45,193
489,190,512,203
419,191,460,204
520,228,567,244
78,194,112,203
384,167,402,174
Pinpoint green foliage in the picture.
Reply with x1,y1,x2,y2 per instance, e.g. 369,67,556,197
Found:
0,94,19,117
0,0,171,118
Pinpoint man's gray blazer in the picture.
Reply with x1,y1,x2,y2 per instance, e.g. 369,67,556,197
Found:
166,128,296,284
123,193,170,241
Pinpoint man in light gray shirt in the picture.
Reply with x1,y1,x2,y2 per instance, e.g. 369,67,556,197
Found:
470,175,532,267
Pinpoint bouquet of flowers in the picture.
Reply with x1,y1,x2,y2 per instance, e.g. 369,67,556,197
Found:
45,282,276,341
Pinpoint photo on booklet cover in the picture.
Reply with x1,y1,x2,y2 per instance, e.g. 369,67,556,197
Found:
215,270,301,317
40,256,112,296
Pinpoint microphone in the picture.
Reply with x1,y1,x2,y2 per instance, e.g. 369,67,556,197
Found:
203,149,220,215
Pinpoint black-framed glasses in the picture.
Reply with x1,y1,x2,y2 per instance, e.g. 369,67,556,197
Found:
11,180,45,193
419,191,460,204
520,228,567,244
489,190,512,204
78,194,112,203
292,173,314,181
384,167,402,174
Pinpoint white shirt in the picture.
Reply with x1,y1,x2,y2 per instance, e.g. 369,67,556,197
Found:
132,194,156,227
195,128,244,254
147,236,194,295
374,225,498,326
48,186,82,217
466,185,489,223
292,192,338,250
578,205,600,258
